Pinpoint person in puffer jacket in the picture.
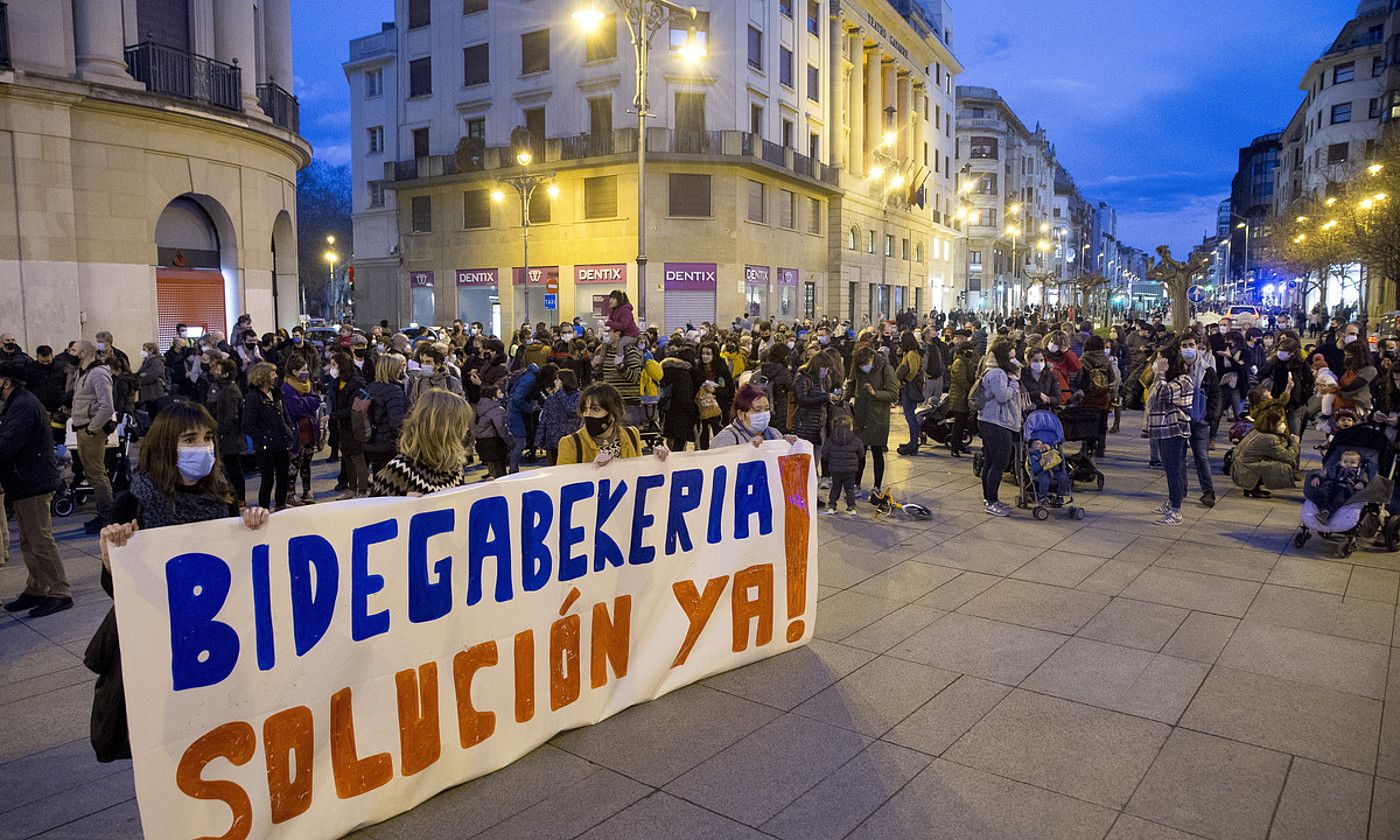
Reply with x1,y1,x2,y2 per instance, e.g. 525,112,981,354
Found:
473,386,514,479
823,414,864,514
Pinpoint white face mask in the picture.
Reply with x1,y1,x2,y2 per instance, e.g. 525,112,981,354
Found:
177,444,216,482
139,350,149,359
1277,351,1291,361
1047,343,1059,353
1218,325,1227,334
95,342,106,351
1030,361,1045,374
1102,349,1112,358
1344,334,1358,345
328,365,340,378
747,411,771,432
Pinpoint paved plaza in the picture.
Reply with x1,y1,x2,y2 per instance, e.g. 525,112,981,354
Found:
3,427,1400,840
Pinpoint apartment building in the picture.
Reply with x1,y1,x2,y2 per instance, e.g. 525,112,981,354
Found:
345,0,961,332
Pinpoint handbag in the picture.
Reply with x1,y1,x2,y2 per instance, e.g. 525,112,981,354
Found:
697,389,721,420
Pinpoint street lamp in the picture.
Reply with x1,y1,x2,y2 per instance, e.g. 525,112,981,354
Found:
574,0,704,330
493,135,558,326
323,247,339,323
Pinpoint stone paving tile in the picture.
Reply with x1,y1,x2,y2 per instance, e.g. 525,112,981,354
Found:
1216,619,1390,699
793,655,958,737
1181,666,1381,773
1269,757,1372,840
1009,549,1109,587
838,603,946,654
665,712,870,828
944,689,1170,809
761,740,930,840
1127,728,1290,840
701,639,875,711
845,758,1117,840
1243,584,1394,644
1077,597,1189,651
881,675,1012,757
913,570,1001,609
550,684,781,787
28,799,143,840
0,766,134,840
1374,777,1400,840
957,578,1111,635
469,768,651,840
1024,637,1209,724
1049,529,1139,560
1265,557,1355,594
919,534,1037,576
576,792,769,840
1119,566,1261,617
1076,559,1150,596
1382,647,1400,781
850,559,962,603
890,612,1067,685
813,590,907,642
1159,612,1240,663
0,682,100,765
1347,565,1400,603
1152,542,1279,582
1104,814,1203,840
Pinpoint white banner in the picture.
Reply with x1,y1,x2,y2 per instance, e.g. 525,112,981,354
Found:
111,442,817,840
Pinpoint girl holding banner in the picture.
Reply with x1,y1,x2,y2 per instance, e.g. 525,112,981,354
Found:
556,383,669,466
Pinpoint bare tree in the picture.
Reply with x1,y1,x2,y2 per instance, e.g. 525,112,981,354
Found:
1147,246,1209,331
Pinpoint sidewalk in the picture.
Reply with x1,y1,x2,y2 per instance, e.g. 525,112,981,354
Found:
2,430,1398,839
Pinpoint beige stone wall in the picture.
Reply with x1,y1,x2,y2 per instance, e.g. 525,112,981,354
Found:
0,84,306,352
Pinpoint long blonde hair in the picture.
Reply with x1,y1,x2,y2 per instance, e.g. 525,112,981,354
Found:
398,388,473,471
375,354,406,384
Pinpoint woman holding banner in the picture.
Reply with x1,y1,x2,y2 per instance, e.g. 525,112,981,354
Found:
370,388,475,497
711,383,798,449
556,383,669,467
89,402,270,761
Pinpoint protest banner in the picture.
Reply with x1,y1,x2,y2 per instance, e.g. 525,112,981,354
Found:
110,441,817,839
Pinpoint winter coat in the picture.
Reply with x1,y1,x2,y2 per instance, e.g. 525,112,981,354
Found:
366,381,409,456
331,370,368,456
694,358,735,418
790,368,831,441
1046,349,1083,404
847,357,899,448
823,427,864,475
604,302,640,338
1232,429,1300,490
946,351,977,413
538,388,582,450
409,369,464,403
0,385,59,501
242,387,291,454
556,425,643,465
759,361,794,431
504,365,540,440
1079,352,1114,411
24,360,66,414
473,397,513,446
280,382,322,453
71,363,114,433
1261,355,1314,410
136,354,168,403
1021,365,1062,409
213,379,247,457
660,358,699,442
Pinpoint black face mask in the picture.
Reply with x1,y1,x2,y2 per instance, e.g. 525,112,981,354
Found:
584,415,611,437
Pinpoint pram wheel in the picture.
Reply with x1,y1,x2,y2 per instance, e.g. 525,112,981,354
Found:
51,495,74,517
1293,528,1310,548
1069,506,1086,520
1340,537,1356,559
1033,506,1049,521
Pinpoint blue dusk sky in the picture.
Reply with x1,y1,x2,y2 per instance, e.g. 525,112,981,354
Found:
291,0,1361,255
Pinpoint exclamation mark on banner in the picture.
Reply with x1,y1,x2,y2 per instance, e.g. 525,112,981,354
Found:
778,453,812,643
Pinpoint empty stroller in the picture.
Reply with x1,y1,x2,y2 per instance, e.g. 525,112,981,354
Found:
916,394,972,449
1294,423,1396,558
1058,404,1107,491
1017,409,1086,520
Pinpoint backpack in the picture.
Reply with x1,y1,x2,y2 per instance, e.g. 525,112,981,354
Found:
350,390,372,444
1086,365,1111,398
968,369,991,412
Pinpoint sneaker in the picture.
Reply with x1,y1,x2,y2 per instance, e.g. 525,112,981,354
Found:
1200,491,1216,508
1154,501,1172,515
28,596,74,618
823,506,838,516
984,501,1011,517
334,491,358,501
284,495,304,507
3,592,44,613
846,507,858,515
300,493,317,504
1155,509,1183,526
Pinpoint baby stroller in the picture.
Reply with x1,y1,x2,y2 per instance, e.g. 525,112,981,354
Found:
1016,409,1087,520
1293,423,1396,558
52,415,134,517
1220,417,1253,476
916,394,972,449
1057,405,1107,491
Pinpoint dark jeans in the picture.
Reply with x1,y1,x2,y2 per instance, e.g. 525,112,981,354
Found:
828,472,857,509
292,448,314,497
857,446,886,490
901,392,921,448
978,420,1014,504
698,416,721,450
224,452,245,505
1158,435,1188,510
949,410,970,454
256,449,290,509
1187,421,1215,495
1306,477,1363,513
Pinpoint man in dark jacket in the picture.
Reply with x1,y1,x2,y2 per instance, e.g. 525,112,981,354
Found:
25,346,67,443
0,361,70,617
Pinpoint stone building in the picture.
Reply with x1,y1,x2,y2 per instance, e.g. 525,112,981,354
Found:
0,0,310,352
346,0,961,333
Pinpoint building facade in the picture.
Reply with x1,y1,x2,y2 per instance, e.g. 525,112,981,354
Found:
1228,131,1280,301
0,1,309,352
345,0,961,333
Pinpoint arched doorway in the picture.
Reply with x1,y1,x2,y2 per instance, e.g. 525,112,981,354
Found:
155,196,226,348
271,210,296,328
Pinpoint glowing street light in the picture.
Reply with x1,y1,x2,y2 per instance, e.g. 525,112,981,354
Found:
572,5,606,31
1370,163,1384,176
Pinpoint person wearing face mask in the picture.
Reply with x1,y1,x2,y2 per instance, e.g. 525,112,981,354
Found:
93,330,129,373
284,326,321,383
233,328,263,377
91,402,269,761
1259,336,1314,448
0,361,69,617
328,351,370,498
209,358,247,506
362,354,410,479
71,340,115,533
847,345,899,498
1176,335,1218,508
975,338,1023,517
790,350,837,485
693,343,734,450
281,358,322,505
1020,349,1062,409
1336,336,1378,414
1145,345,1196,525
136,341,168,419
0,332,28,365
711,383,798,448
555,382,668,466
1231,399,1300,498
1041,330,1082,405
242,362,293,511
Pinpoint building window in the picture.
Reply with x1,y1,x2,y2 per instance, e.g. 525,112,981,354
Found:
969,136,998,160
1331,102,1352,124
527,188,551,224
412,126,429,158
750,104,763,138
747,26,763,70
1329,142,1350,165
978,208,997,227
781,119,793,148
1375,56,1386,77
411,196,432,232
409,57,432,97
779,0,792,18
365,68,383,98
463,43,489,86
366,126,384,154
778,189,795,229
584,14,618,62
1334,62,1355,84
523,107,546,156
901,238,910,259
669,11,709,52
915,243,924,263
747,180,766,222
462,190,491,228
867,230,875,253
885,234,894,257
588,96,612,136
465,116,485,146
807,0,820,35
807,65,819,101
809,197,822,234
969,250,983,266
368,182,385,208
976,174,997,194
521,29,550,74
848,227,858,250
408,0,430,29
779,47,793,87
584,175,617,219
808,132,820,161
669,173,711,217
804,281,816,319
1370,98,1381,119
464,0,488,14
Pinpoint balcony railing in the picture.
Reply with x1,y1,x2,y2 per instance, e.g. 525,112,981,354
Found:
559,131,619,160
124,42,241,113
0,4,11,71
256,82,299,133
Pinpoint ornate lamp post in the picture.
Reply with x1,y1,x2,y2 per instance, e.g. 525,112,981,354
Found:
492,139,557,326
